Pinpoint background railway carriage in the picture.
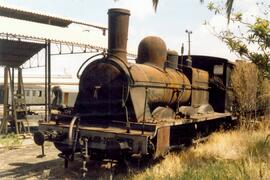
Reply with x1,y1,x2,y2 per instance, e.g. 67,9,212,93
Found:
24,85,45,105
0,84,78,110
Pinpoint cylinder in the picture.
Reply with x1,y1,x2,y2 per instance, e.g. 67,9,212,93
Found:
34,131,47,146
107,8,130,62
166,50,179,69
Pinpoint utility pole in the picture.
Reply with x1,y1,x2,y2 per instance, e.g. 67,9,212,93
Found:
185,29,192,67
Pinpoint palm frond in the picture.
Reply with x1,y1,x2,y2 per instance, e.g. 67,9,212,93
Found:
152,0,159,12
226,0,234,23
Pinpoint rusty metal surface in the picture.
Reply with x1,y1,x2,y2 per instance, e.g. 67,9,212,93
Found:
154,126,170,158
136,36,167,68
107,8,130,62
130,63,191,106
39,122,152,154
127,63,191,122
129,87,152,122
191,68,209,107
75,59,128,117
154,112,232,128
75,8,193,124
41,112,231,134
166,50,178,69
75,55,192,123
40,122,153,136
152,106,175,120
115,111,231,132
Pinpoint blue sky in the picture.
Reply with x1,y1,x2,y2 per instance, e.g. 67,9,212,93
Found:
0,0,261,76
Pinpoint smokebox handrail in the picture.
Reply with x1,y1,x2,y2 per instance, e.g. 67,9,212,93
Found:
76,52,105,79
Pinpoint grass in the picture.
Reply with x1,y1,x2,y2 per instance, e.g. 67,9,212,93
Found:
128,120,270,180
0,133,22,150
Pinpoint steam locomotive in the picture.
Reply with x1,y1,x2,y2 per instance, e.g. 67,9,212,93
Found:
34,8,235,172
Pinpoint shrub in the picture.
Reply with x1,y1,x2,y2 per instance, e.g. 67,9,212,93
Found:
230,61,270,123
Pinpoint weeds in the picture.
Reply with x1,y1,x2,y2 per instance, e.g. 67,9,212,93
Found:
131,121,270,180
0,133,22,150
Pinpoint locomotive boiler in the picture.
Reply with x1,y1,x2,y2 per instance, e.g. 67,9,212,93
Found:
34,8,234,173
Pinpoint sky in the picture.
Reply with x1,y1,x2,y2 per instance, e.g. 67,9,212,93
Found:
0,0,263,78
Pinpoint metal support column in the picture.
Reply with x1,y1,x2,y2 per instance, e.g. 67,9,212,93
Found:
48,40,51,118
11,68,14,117
45,42,48,122
8,68,14,119
0,67,9,134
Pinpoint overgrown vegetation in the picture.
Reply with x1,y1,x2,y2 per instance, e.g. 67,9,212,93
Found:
0,133,22,150
127,121,270,180
230,61,270,122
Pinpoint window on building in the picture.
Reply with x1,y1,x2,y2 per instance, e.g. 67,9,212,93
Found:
25,90,30,96
32,90,36,97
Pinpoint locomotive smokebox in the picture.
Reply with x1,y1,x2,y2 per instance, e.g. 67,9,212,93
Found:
108,8,130,62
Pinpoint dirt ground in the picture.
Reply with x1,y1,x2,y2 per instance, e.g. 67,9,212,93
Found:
0,140,121,180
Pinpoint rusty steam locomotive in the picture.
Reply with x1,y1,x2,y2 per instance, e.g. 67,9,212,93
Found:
34,8,234,172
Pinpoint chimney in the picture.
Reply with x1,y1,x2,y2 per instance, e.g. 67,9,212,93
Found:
107,8,130,62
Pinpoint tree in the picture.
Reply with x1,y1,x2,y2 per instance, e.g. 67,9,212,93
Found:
206,1,270,78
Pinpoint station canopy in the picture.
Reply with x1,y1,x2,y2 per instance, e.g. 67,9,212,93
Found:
0,4,109,68
0,4,108,30
0,4,136,68
0,39,44,67
0,4,72,27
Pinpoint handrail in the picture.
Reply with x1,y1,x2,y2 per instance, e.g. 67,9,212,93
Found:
68,116,78,145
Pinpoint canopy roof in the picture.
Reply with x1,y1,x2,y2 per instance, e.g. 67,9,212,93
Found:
0,5,71,27
0,5,135,68
0,39,44,67
0,4,106,30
